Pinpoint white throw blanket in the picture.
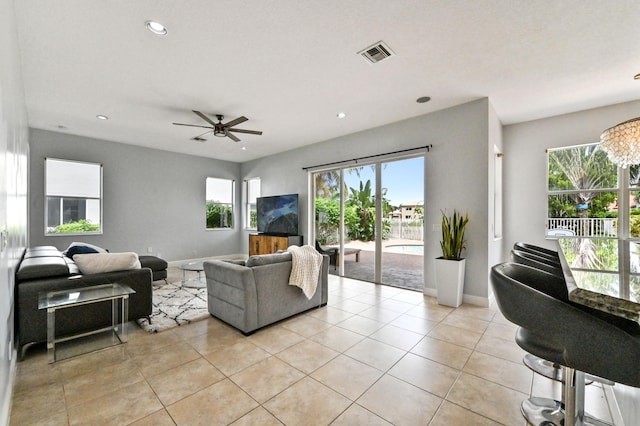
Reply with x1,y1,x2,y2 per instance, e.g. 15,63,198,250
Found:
287,245,323,299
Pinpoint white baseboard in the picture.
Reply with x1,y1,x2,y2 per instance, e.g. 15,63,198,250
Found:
422,288,490,307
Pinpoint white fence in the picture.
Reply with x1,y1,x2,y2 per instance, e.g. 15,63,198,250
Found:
388,218,616,240
388,220,424,241
546,218,617,238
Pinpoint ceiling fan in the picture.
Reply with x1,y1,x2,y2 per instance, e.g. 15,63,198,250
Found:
172,110,263,142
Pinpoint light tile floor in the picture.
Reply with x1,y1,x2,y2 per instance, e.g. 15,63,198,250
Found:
10,275,614,425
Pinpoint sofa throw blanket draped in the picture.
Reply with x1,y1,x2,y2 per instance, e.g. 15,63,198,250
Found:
287,245,323,299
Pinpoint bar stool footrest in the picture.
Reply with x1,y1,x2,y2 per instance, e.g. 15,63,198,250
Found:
521,396,611,426
523,354,563,382
522,397,564,426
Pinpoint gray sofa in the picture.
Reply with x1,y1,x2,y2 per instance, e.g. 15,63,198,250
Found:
15,246,153,359
204,251,329,334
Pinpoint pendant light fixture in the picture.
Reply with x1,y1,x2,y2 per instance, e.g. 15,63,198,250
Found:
600,117,640,168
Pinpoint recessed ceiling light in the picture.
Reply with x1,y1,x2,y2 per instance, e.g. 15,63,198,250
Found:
96,115,109,120
242,146,247,150
145,20,167,35
416,96,431,103
57,125,67,130
337,112,346,119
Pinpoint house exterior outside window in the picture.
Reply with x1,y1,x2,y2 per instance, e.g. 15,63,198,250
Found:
45,158,102,235
546,143,618,238
206,177,234,229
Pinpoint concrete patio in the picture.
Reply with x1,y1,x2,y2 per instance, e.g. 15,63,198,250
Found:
326,240,424,291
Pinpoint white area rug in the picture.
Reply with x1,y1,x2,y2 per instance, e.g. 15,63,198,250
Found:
136,282,209,333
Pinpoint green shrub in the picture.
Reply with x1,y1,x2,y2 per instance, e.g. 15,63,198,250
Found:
55,219,100,233
631,216,640,237
206,202,232,228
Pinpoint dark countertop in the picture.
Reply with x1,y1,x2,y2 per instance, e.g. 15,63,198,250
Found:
558,237,640,323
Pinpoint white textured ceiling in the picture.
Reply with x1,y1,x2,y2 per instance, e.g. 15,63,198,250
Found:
14,0,640,162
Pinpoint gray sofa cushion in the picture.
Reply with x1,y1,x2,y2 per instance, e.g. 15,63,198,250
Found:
23,247,64,259
16,256,69,281
246,251,292,267
223,259,246,266
138,255,169,281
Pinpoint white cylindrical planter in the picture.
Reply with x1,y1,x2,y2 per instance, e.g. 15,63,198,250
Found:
434,257,466,307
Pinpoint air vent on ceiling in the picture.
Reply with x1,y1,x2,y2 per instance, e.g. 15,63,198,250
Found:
358,41,394,64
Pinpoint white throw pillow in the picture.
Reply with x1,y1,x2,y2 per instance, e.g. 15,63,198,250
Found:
73,252,141,274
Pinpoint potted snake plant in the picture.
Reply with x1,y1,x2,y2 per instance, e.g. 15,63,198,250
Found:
434,209,469,307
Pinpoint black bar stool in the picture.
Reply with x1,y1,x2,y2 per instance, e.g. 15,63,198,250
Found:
507,253,602,394
511,249,564,278
513,242,561,264
491,262,640,426
508,252,566,382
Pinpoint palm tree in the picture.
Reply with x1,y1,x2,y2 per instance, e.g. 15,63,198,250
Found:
347,180,375,241
314,171,340,199
548,144,617,234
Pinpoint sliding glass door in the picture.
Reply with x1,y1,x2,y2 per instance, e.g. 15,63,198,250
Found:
341,165,377,282
313,155,424,290
380,158,424,289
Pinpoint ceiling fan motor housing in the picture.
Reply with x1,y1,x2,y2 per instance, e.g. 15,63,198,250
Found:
173,111,262,142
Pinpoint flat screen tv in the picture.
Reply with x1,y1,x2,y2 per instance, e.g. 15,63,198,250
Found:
257,194,299,236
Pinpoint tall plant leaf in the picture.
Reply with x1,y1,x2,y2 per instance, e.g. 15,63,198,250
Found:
440,209,469,260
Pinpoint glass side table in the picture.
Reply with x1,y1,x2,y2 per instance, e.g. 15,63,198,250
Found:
38,283,135,363
179,261,206,288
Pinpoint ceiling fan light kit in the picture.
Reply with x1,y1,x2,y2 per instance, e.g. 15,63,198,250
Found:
173,110,262,143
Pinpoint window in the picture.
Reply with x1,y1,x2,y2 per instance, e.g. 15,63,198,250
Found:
206,177,234,229
629,165,640,237
546,143,618,238
245,177,260,229
45,158,102,235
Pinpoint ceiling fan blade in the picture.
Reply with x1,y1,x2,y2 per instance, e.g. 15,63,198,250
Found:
223,116,248,128
173,123,214,129
192,110,218,126
226,131,241,142
227,128,263,135
191,130,211,142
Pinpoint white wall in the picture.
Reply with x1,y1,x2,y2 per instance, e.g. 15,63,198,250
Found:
0,0,30,422
29,129,243,261
503,99,640,424
242,99,493,303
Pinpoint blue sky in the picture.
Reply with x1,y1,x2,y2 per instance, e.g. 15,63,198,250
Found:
342,157,424,207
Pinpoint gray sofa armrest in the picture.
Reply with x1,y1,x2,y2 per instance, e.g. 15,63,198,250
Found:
204,260,259,333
